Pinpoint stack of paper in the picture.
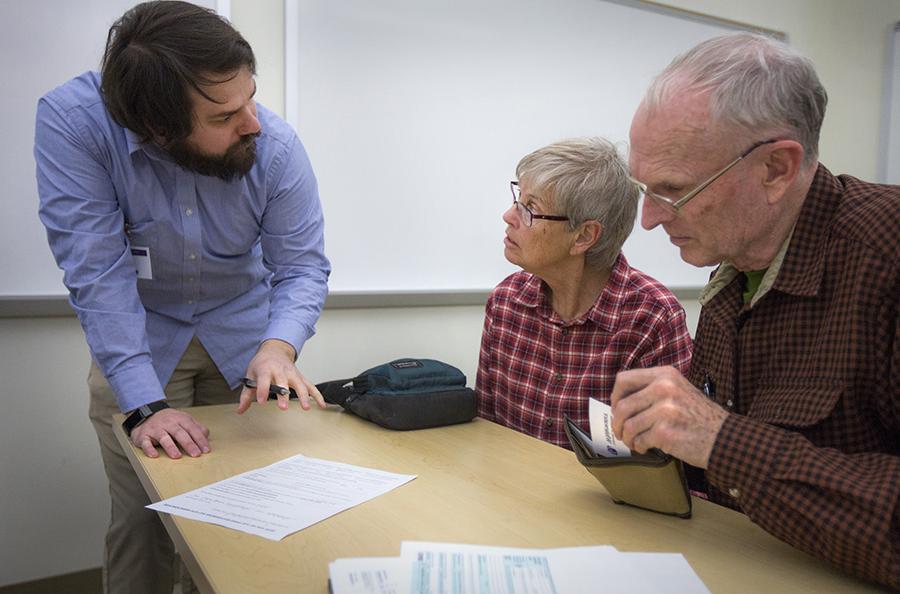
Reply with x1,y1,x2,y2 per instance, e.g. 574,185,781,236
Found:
329,541,710,594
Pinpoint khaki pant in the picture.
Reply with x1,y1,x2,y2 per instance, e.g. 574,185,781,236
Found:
88,336,240,594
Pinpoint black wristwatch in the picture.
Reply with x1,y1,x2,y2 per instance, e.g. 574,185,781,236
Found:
122,400,170,436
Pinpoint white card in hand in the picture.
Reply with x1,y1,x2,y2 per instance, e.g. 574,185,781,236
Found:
589,398,631,457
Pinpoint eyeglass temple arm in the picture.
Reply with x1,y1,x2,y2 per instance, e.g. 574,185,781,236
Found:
670,139,778,209
670,155,744,209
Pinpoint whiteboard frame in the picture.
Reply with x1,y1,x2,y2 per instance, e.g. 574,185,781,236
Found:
0,287,708,318
879,22,900,183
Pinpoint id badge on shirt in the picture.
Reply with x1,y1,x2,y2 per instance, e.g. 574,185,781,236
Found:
131,246,153,280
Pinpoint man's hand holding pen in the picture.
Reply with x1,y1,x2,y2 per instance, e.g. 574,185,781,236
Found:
237,338,326,414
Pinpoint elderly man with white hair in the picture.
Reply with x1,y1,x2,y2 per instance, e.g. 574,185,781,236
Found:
613,33,899,588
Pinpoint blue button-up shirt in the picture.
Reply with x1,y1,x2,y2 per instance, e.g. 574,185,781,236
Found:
35,72,330,413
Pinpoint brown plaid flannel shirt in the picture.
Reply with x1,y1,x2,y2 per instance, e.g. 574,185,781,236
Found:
687,165,899,589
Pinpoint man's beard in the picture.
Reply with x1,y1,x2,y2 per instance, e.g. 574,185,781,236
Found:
165,133,260,182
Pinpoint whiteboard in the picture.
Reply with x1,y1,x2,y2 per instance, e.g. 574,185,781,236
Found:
286,0,760,292
0,0,217,299
881,22,900,184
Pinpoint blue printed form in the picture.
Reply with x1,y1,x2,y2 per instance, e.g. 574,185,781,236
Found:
410,549,557,594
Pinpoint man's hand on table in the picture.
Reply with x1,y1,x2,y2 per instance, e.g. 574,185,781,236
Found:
130,408,211,459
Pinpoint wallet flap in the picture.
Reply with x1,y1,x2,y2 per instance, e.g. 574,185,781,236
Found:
585,462,692,518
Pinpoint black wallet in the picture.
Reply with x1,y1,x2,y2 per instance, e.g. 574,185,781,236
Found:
564,416,692,518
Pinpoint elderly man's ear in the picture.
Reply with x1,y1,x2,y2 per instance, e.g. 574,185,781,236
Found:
570,220,603,256
762,140,806,204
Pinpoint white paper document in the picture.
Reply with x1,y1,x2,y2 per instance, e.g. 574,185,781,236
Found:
588,397,631,457
547,547,710,594
328,557,404,594
147,454,416,541
330,542,710,594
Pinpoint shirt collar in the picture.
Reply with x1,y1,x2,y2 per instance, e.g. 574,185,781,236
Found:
699,163,838,306
125,127,174,163
124,128,145,155
511,252,631,331
770,164,840,298
699,225,795,307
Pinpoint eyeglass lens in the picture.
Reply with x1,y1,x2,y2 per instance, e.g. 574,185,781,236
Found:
510,182,534,226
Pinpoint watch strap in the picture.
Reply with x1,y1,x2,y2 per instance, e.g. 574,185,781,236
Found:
122,400,170,436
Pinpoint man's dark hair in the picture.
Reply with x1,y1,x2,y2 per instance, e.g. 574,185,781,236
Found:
101,0,256,145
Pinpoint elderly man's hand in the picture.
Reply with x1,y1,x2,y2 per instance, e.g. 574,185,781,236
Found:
237,339,325,414
610,367,727,468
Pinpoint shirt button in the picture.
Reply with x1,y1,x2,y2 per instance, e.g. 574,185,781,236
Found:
189,253,197,260
726,399,734,408
728,487,740,499
555,373,563,381
185,208,193,216
188,277,195,282
187,300,194,305
545,418,554,428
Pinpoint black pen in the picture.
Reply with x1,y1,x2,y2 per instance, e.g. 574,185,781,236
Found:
702,373,716,399
240,377,298,400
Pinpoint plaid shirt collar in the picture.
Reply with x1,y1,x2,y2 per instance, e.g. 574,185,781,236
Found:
701,163,839,306
771,163,841,298
510,252,630,332
700,226,795,307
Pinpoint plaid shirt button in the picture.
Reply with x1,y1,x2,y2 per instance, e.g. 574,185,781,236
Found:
545,418,554,428
726,399,734,408
728,487,740,499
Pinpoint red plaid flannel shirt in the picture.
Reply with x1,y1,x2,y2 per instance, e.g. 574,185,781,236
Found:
476,253,693,448
689,165,899,589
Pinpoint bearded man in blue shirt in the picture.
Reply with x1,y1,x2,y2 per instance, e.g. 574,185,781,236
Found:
34,2,330,591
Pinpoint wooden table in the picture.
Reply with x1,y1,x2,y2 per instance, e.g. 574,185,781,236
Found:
113,404,881,594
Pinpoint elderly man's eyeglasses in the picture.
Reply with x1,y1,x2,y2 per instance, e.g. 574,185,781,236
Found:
510,181,569,228
631,139,779,213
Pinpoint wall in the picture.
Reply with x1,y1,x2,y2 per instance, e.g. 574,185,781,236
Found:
1,0,898,586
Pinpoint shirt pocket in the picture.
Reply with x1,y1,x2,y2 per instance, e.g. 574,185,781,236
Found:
748,381,844,428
